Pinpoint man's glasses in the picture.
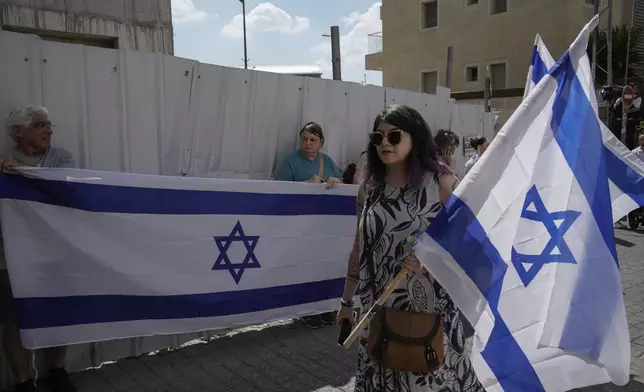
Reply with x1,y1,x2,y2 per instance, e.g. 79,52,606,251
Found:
369,129,403,146
32,121,52,130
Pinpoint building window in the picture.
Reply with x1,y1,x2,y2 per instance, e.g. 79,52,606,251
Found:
466,66,479,82
1,25,118,49
491,0,507,14
489,63,507,90
421,71,438,94
467,0,480,5
421,1,438,29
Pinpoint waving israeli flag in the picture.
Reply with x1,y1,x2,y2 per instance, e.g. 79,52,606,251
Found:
417,17,630,391
525,34,644,222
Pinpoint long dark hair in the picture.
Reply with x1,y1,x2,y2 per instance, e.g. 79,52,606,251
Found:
434,129,460,151
365,105,447,188
470,136,487,150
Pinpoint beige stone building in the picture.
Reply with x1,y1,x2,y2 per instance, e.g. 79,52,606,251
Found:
366,0,640,125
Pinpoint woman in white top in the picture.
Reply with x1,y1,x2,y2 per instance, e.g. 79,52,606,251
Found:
464,136,489,175
353,151,368,184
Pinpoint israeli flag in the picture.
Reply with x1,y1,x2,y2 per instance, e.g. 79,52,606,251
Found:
525,34,644,222
0,168,357,349
417,17,630,391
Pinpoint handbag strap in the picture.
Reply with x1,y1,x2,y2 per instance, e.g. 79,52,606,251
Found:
360,185,383,301
380,310,442,344
318,154,324,179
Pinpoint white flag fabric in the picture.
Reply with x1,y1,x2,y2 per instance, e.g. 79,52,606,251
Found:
525,34,644,222
0,168,358,349
416,17,630,391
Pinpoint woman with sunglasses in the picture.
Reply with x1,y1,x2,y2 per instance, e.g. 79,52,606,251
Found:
336,105,483,392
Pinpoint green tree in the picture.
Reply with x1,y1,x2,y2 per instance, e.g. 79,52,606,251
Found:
588,25,641,86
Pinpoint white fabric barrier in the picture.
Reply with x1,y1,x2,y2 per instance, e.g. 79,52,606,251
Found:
0,168,358,349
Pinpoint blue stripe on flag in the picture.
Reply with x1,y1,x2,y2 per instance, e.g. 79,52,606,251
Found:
0,174,356,216
427,197,545,391
550,53,617,262
549,54,619,359
427,197,506,310
531,45,549,85
604,148,644,206
15,278,345,329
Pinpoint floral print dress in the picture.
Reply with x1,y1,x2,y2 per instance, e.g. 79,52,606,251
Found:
353,173,484,392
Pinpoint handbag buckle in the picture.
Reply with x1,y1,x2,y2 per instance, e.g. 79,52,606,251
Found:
425,346,440,369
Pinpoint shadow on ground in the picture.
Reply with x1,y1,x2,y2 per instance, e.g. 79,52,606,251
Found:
69,320,644,392
575,378,644,391
70,321,357,392
616,236,638,248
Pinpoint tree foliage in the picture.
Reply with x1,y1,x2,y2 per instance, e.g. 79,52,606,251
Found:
588,25,641,86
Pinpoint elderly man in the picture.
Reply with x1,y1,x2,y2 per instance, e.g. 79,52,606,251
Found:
0,106,76,392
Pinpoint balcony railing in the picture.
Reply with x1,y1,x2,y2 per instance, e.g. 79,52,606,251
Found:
367,32,382,54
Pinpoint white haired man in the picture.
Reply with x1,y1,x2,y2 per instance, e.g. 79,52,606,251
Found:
0,106,76,392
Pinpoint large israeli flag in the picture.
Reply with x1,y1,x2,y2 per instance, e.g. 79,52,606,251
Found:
0,168,357,349
417,17,630,391
525,34,644,222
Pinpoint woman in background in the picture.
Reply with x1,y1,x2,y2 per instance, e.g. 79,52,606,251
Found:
434,129,460,169
275,122,342,187
353,151,368,184
275,122,342,328
464,136,489,175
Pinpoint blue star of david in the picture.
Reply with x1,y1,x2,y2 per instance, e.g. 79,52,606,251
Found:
212,221,260,284
511,185,581,287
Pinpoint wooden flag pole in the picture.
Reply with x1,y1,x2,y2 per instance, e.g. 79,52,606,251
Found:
341,266,410,349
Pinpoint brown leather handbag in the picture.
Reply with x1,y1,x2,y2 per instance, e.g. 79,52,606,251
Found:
367,307,445,373
362,187,445,374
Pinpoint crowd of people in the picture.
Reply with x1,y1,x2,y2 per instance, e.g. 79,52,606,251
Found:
0,104,494,392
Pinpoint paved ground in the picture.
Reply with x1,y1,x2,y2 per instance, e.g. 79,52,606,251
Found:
46,228,644,391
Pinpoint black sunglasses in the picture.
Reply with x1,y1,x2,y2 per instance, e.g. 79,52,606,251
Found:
369,129,403,146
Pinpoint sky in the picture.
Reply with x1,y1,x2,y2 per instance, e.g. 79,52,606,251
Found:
171,0,383,85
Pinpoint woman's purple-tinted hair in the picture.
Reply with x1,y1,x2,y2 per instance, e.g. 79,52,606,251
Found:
365,104,448,189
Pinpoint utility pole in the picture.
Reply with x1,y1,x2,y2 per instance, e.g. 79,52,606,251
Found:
605,0,614,130
445,46,453,89
330,26,342,80
240,0,249,69
607,0,613,87
484,65,491,113
621,0,635,145
592,0,599,82
624,0,635,88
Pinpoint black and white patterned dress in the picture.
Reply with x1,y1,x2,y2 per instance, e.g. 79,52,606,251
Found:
354,173,484,392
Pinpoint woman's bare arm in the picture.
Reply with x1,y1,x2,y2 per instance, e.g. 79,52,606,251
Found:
438,173,455,205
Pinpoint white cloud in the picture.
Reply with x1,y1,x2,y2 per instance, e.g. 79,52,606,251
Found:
311,2,382,83
221,3,310,39
172,0,209,24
